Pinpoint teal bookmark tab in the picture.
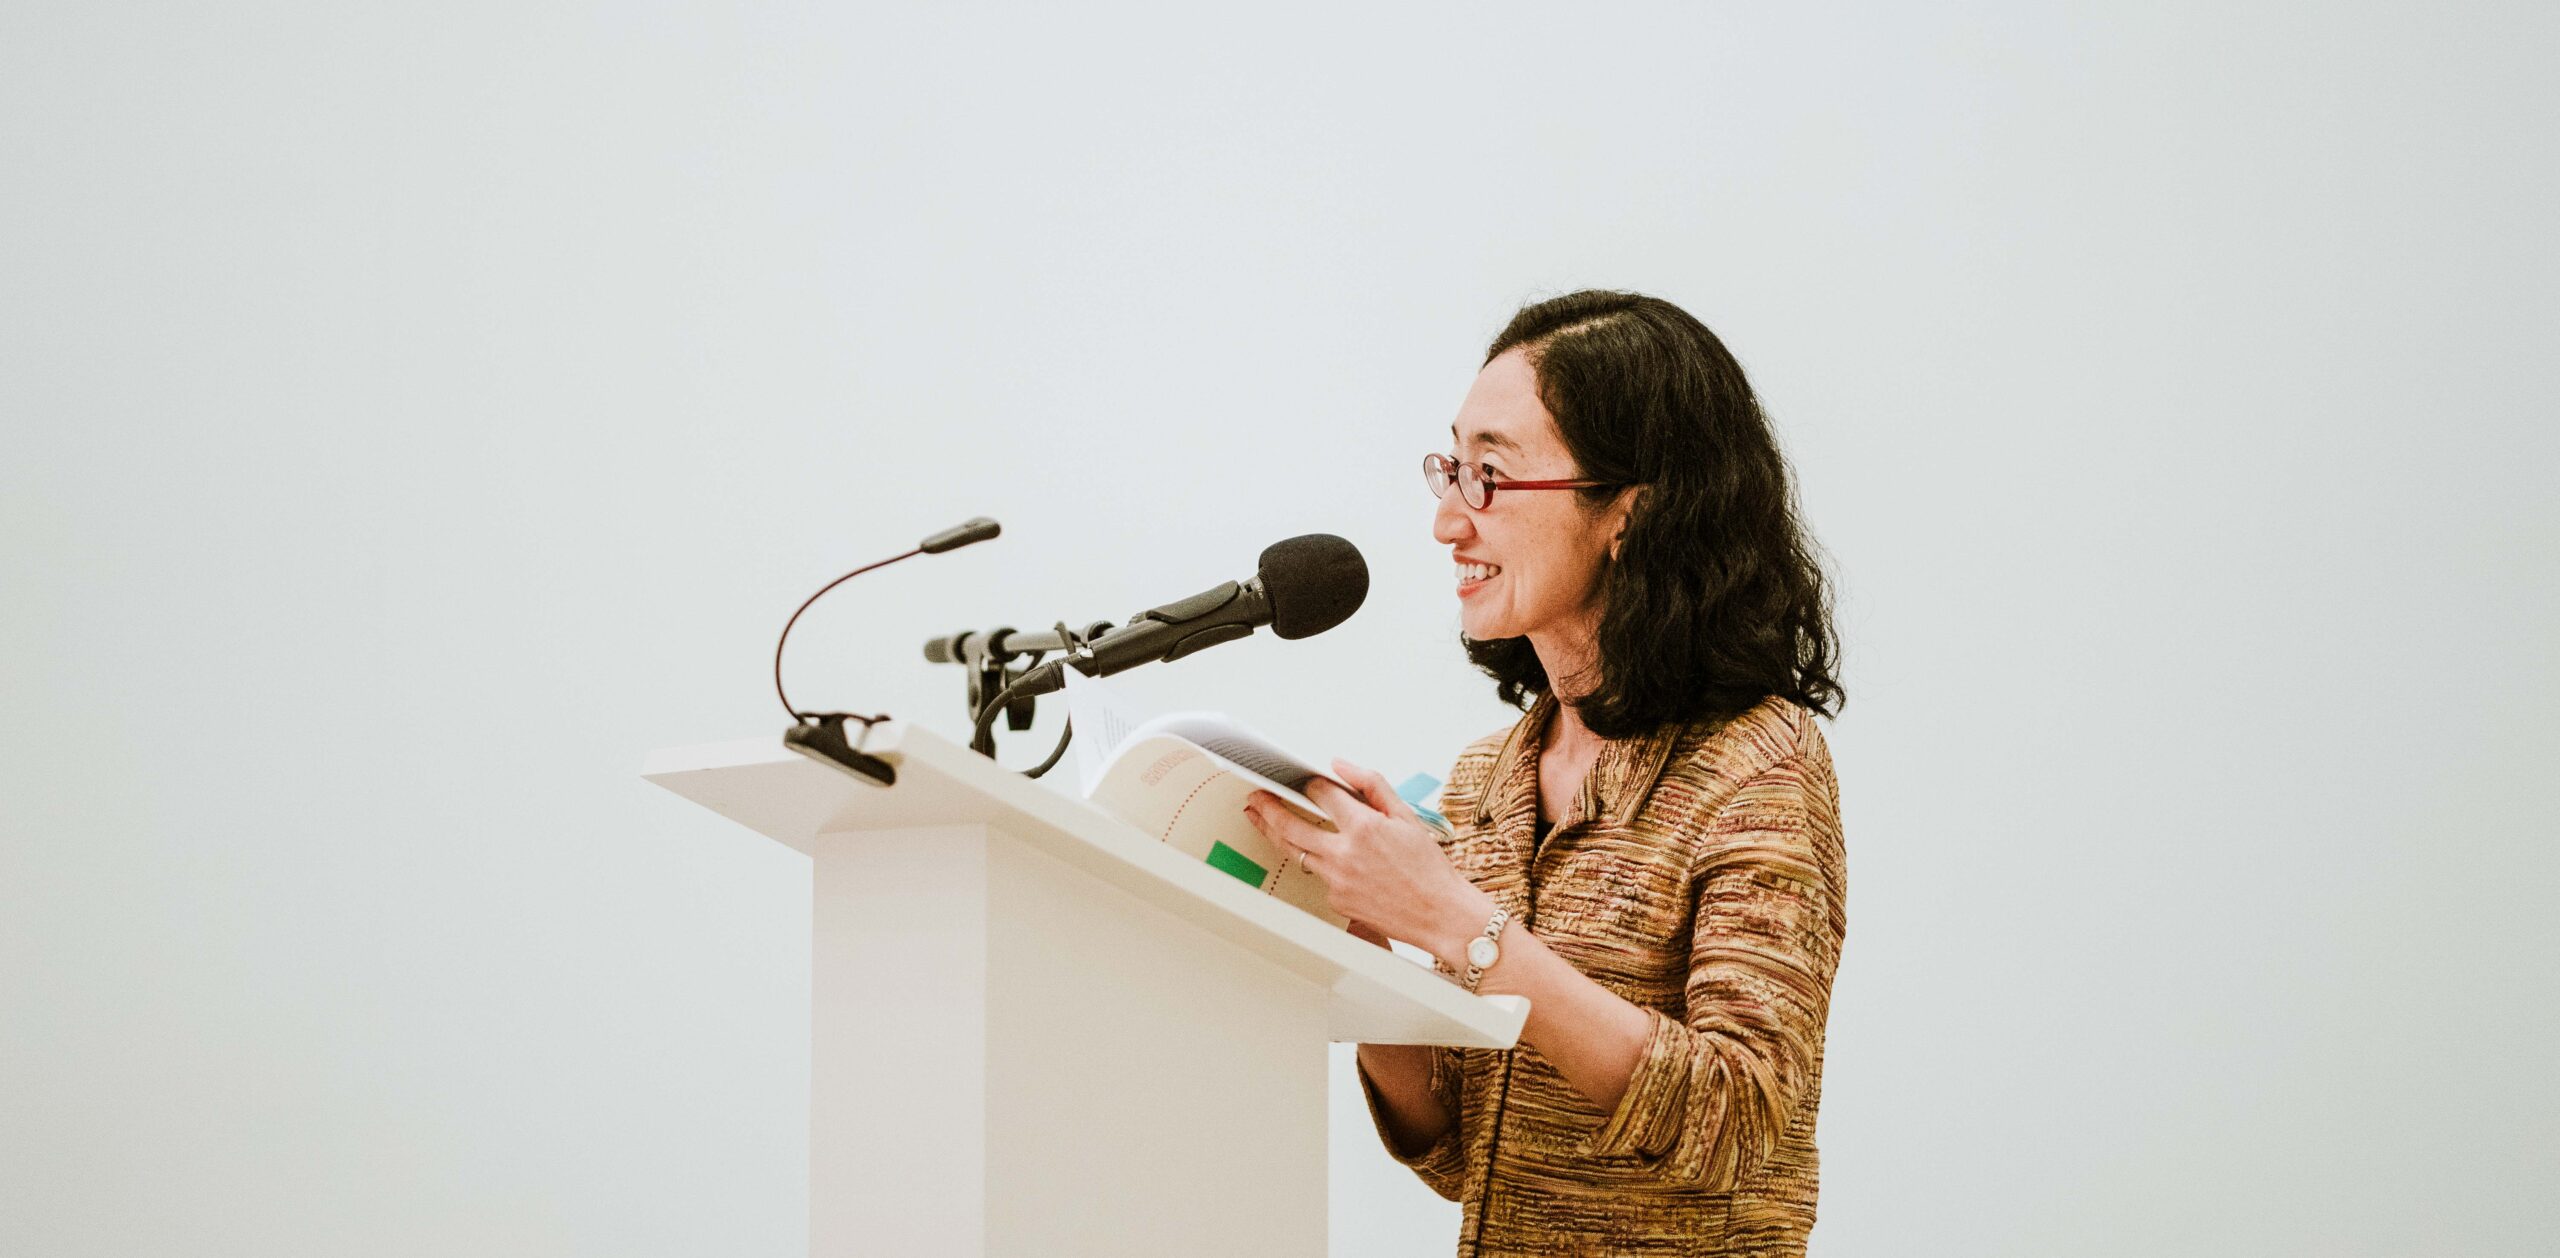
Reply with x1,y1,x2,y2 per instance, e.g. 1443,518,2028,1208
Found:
1396,772,1448,832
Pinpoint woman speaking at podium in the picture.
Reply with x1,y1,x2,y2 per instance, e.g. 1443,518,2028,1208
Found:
1244,290,1847,1257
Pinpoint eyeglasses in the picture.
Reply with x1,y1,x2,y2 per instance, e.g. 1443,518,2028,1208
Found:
1423,452,1630,510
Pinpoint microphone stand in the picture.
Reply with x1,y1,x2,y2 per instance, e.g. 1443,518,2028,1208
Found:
959,623,1100,775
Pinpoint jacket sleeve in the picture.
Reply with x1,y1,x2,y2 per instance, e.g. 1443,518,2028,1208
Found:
1357,1045,1469,1201
1579,752,1847,1187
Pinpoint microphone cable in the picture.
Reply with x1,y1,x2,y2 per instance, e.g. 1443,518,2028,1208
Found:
969,622,1089,780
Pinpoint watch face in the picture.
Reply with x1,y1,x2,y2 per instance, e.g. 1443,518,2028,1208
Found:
1467,936,1499,968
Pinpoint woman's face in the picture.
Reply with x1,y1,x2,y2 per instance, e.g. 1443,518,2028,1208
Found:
1433,348,1632,652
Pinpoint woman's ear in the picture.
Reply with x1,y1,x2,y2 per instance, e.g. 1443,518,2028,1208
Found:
1606,486,1640,562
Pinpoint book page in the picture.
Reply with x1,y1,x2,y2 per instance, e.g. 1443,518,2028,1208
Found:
1062,666,1158,796
1128,712,1341,819
1059,682,1459,935
1084,735,1347,927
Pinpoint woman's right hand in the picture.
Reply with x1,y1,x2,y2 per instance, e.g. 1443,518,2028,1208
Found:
1247,759,1493,965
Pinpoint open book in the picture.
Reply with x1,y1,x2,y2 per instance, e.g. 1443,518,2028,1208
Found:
1063,671,1350,928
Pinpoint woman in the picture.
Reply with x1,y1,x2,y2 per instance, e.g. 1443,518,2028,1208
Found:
1243,290,1847,1257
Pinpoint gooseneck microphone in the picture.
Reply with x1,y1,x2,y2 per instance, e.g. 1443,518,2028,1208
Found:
918,517,1002,554
775,515,1001,787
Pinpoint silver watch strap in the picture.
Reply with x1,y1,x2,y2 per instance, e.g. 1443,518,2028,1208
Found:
1460,907,1511,993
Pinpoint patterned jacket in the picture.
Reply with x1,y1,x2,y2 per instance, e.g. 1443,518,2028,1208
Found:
1359,692,1848,1257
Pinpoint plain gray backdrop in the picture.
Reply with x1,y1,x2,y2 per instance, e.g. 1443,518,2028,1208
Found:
5,3,2554,1255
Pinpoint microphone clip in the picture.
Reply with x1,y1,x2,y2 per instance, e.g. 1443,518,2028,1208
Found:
783,711,897,789
965,632,1042,743
959,620,1106,757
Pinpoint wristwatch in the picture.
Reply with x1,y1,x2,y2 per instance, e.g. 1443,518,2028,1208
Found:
1459,907,1511,993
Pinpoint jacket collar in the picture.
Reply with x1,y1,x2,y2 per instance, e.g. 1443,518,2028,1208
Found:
1471,692,1687,831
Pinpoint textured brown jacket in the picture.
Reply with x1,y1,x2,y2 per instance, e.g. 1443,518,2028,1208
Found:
1359,693,1847,1257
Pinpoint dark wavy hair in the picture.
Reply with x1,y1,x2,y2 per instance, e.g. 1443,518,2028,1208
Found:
1462,290,1843,738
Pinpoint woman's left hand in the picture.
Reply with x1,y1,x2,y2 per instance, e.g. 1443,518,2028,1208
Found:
1242,759,1494,958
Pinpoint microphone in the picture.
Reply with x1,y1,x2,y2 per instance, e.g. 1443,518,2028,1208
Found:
940,533,1369,706
775,514,1003,788
1083,532,1369,675
919,516,1001,554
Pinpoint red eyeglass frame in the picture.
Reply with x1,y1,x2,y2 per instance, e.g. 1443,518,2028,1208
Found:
1423,452,1630,509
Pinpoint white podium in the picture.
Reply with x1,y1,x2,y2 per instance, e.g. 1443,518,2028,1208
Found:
642,722,1524,1258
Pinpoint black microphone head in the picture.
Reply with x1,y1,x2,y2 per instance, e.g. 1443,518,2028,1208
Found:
1257,534,1369,640
919,516,1001,554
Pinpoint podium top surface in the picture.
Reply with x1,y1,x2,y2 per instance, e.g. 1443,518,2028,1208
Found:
641,722,1526,1050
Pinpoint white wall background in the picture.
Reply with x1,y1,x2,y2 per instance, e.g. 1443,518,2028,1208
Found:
5,3,2555,1254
